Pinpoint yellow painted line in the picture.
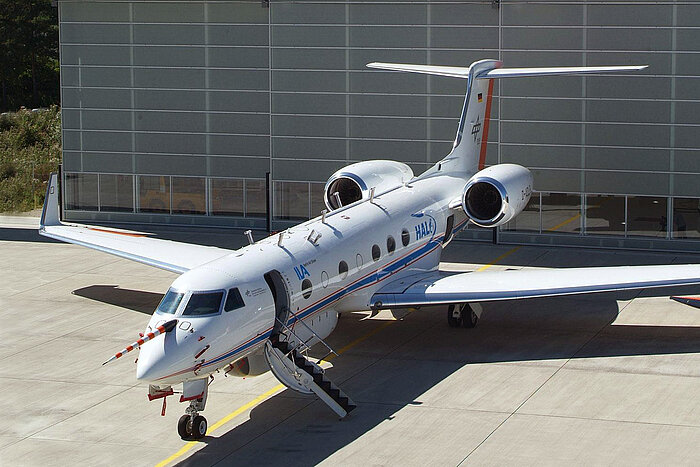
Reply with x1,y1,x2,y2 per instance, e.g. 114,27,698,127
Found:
546,213,581,233
154,384,284,467
155,316,399,467
476,246,521,272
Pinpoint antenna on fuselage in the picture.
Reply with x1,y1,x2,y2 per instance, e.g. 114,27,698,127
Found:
244,230,254,245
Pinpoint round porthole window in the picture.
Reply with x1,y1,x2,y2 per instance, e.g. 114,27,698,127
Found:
401,228,410,247
356,253,363,269
387,236,396,255
339,260,348,279
321,271,329,288
372,244,381,262
301,279,313,299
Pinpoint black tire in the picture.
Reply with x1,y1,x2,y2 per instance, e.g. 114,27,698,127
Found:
177,414,191,440
192,415,207,440
447,304,462,328
462,304,478,328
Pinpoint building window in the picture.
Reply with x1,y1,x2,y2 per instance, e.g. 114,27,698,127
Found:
585,194,625,236
274,181,309,221
64,173,98,211
311,183,326,219
372,244,381,262
627,196,667,238
246,179,266,218
172,177,205,215
541,192,581,234
99,174,133,213
503,192,540,233
672,198,700,240
138,176,170,214
210,178,243,216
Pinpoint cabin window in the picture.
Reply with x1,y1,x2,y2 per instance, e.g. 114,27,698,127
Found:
321,271,329,288
156,289,183,314
224,288,245,312
372,244,381,262
183,291,224,316
339,260,349,279
401,228,410,247
356,253,363,269
301,279,313,299
387,236,396,255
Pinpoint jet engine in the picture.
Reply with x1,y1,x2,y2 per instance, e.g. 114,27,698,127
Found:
225,351,269,377
462,163,533,228
324,160,414,211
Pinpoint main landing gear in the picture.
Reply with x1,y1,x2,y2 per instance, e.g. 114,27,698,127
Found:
447,303,479,328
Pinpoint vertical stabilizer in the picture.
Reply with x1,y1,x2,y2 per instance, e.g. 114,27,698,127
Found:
445,59,501,175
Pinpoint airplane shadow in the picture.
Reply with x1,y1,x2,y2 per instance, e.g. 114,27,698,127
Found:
175,292,700,466
72,285,162,314
0,227,59,243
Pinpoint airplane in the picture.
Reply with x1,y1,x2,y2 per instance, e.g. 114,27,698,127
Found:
39,59,700,441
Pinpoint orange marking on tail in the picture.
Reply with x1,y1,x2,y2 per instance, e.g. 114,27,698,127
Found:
478,79,495,170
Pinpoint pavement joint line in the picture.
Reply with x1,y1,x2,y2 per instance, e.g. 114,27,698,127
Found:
457,287,639,466
503,411,700,430
154,317,402,467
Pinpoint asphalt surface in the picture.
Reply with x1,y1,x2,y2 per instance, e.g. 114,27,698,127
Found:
3,218,700,466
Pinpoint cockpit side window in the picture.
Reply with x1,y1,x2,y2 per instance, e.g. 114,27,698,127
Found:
183,291,224,316
224,288,245,312
156,289,184,314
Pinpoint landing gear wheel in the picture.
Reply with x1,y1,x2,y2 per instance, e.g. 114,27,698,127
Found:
462,304,479,328
177,414,191,440
192,415,207,440
447,304,462,328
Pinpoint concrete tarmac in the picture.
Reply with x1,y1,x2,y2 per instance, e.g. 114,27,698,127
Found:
3,220,700,466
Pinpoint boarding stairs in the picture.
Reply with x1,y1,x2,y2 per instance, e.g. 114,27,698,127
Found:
264,314,356,418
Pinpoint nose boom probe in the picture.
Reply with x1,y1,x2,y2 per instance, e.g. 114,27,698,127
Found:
102,319,178,366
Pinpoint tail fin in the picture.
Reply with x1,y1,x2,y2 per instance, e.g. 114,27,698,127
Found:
367,60,647,176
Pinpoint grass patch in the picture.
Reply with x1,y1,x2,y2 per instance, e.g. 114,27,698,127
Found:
0,106,61,212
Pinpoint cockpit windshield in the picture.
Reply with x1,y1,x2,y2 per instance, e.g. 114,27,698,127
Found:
156,289,184,314
183,291,224,316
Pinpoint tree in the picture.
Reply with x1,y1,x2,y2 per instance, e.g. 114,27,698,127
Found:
0,0,58,111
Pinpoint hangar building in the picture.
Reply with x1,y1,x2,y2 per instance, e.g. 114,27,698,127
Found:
57,0,700,251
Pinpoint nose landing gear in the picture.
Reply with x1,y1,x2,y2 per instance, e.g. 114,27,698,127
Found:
177,378,209,440
177,405,207,440
447,303,480,328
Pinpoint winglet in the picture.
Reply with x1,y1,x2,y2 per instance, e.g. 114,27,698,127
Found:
40,172,60,229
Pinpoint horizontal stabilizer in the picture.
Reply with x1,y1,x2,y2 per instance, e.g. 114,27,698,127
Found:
671,296,700,309
367,62,647,79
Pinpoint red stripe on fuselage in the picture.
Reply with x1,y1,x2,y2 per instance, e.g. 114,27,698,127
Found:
478,78,494,171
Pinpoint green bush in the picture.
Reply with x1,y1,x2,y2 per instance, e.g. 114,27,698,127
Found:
0,106,61,212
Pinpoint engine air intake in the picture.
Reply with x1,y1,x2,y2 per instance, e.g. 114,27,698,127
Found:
465,182,502,222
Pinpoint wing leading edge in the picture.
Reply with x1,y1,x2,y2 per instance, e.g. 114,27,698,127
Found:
371,265,700,308
39,173,232,273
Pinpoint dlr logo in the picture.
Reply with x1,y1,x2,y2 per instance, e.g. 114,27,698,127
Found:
294,264,311,280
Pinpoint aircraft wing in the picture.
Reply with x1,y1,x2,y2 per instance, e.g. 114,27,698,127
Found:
38,173,232,274
371,265,700,308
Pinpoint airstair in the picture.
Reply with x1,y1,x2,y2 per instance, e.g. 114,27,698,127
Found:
264,314,356,418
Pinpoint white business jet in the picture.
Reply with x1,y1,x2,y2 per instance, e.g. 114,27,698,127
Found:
40,59,700,440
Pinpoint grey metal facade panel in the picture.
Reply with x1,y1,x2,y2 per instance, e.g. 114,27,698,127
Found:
58,0,700,250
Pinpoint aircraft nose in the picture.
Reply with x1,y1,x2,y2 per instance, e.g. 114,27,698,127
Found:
136,340,167,382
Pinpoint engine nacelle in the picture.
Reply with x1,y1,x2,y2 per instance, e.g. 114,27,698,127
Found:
324,160,414,211
462,164,533,228
225,350,269,377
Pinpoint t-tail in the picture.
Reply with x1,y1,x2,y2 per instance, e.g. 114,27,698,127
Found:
367,60,647,177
